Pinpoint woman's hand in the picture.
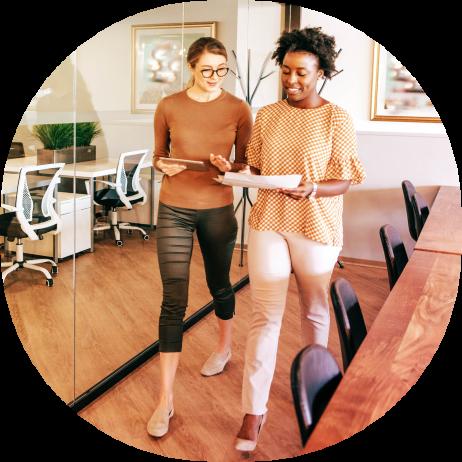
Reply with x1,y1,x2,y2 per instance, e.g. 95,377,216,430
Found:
156,159,187,177
277,181,313,200
210,153,232,173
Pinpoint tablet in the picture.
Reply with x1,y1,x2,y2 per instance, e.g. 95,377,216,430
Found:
160,157,209,172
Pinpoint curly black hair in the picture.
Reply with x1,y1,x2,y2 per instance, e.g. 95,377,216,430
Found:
272,27,338,79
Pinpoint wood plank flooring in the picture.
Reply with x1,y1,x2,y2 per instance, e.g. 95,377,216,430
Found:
3,229,248,402
78,258,388,461
4,227,389,459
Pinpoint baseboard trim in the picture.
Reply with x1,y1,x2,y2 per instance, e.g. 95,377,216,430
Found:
339,256,386,269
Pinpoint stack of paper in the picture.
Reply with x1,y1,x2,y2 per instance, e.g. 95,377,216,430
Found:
214,172,302,189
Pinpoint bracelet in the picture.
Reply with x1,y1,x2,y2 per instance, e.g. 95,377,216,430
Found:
307,182,318,200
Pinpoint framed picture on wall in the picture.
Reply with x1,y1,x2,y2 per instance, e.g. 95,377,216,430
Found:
131,22,216,113
370,42,440,122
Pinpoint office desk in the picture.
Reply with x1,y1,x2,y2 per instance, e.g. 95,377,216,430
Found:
303,249,459,453
2,156,36,173
4,156,155,252
414,185,462,255
1,173,51,194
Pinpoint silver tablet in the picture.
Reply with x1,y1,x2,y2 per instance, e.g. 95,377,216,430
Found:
161,157,209,172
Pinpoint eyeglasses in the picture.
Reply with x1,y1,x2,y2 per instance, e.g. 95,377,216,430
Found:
200,67,229,78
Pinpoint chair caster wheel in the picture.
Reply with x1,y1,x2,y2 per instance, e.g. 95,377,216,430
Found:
116,240,124,247
51,266,58,274
143,234,150,240
46,279,53,287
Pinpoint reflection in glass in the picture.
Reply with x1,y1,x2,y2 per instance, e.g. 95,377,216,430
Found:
4,0,259,417
2,53,77,403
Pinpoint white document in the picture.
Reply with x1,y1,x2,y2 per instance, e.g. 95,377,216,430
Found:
215,172,302,189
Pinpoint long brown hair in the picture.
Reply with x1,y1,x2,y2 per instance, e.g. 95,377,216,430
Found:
186,37,228,88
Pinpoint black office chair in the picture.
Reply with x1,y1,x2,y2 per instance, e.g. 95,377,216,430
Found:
330,278,367,371
402,180,430,240
291,344,343,446
412,192,430,237
379,224,409,290
402,180,418,241
1,163,64,286
92,149,150,246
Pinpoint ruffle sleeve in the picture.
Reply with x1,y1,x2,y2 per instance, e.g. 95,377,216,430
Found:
325,109,366,185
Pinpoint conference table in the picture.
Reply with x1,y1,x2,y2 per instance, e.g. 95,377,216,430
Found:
413,186,462,255
3,156,156,252
303,185,461,453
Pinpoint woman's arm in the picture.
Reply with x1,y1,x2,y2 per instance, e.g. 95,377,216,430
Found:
153,101,186,177
278,179,351,200
210,101,254,173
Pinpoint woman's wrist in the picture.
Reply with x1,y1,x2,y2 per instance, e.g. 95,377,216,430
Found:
306,182,318,199
230,162,246,173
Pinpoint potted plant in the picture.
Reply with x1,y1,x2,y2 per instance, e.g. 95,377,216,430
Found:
32,122,102,165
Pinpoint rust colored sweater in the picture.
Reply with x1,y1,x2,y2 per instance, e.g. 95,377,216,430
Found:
153,89,253,209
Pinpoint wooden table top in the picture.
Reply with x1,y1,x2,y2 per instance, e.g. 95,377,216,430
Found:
303,249,460,453
414,186,462,255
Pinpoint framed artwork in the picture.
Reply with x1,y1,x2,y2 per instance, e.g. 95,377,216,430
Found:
131,22,216,113
370,42,440,122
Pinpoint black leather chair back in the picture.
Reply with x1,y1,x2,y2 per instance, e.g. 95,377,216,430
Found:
379,224,409,290
291,345,342,446
330,278,367,371
402,180,418,241
412,192,430,236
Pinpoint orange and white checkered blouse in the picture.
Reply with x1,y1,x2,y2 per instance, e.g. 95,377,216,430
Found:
246,99,366,247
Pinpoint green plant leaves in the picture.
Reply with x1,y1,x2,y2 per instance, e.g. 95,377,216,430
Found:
32,122,102,149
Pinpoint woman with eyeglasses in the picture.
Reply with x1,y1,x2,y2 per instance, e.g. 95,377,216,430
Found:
234,27,366,451
147,37,252,437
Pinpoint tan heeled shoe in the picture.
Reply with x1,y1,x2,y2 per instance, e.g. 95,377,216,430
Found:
235,413,267,452
147,405,174,437
200,350,231,376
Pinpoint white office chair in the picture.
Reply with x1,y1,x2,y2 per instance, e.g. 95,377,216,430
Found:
92,149,150,246
1,163,64,286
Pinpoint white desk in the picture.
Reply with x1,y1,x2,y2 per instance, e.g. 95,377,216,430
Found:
4,156,155,252
1,173,51,194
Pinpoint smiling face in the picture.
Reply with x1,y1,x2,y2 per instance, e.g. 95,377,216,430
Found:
189,51,228,94
281,51,324,107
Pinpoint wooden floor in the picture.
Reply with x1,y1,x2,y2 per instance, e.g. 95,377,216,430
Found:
3,229,248,402
78,258,389,461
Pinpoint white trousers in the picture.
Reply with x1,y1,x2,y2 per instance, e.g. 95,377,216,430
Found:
242,228,341,415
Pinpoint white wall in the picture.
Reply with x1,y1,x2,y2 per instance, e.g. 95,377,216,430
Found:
235,0,281,107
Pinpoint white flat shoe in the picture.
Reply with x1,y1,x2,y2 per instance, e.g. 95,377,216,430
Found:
235,413,267,452
200,350,231,376
147,405,174,437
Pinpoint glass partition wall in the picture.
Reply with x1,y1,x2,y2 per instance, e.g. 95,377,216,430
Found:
3,53,78,404
72,0,274,406
2,0,284,428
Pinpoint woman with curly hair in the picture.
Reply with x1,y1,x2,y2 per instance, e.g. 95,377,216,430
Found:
234,27,366,451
